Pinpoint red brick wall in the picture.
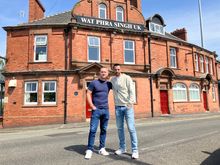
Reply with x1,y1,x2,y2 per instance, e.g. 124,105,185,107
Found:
72,0,145,24
29,0,45,22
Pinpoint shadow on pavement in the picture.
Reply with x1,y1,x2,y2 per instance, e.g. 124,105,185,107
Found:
201,149,220,165
65,145,151,165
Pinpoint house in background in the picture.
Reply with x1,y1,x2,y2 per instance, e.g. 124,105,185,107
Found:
2,0,219,128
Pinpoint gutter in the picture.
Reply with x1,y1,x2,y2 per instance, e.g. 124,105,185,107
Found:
64,27,70,124
148,34,154,117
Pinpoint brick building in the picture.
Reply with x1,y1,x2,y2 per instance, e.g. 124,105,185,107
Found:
2,0,219,128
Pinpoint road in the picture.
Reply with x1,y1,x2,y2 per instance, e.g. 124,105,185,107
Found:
0,114,220,165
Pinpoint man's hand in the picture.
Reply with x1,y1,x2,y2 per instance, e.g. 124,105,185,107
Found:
92,105,97,110
126,104,133,109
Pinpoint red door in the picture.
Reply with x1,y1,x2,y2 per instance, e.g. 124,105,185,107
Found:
203,91,208,111
86,82,92,118
160,90,169,114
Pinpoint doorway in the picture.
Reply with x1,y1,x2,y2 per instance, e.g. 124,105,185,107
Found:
160,90,170,114
203,91,208,111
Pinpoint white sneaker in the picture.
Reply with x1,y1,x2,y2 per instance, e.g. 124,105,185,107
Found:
85,150,93,159
131,150,139,159
99,148,109,156
115,149,127,155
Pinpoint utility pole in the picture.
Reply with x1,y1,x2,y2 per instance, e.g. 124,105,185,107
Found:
198,0,204,48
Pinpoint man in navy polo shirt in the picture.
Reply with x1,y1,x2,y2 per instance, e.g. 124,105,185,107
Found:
85,67,112,159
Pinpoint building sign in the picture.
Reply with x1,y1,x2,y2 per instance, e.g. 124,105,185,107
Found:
76,16,145,32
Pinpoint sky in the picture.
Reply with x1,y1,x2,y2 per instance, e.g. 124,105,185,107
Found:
0,0,220,58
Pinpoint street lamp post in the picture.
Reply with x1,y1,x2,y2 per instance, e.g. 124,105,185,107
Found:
198,0,204,48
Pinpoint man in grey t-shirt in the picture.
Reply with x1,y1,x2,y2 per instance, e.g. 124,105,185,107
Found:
111,64,139,159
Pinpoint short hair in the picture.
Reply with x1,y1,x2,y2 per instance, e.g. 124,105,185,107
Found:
113,63,120,68
100,66,109,71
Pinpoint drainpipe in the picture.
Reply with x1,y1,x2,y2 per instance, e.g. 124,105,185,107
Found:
148,34,154,117
64,27,70,124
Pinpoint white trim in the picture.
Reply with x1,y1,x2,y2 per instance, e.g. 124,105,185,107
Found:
205,57,209,73
34,35,48,62
195,53,199,71
149,22,165,35
99,3,107,19
24,81,38,105
210,59,213,75
189,84,200,101
212,86,216,101
170,47,177,68
42,81,57,105
173,83,188,102
116,6,124,22
124,40,135,64
88,36,100,63
200,55,204,73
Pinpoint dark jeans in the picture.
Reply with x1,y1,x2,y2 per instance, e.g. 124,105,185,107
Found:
87,108,109,151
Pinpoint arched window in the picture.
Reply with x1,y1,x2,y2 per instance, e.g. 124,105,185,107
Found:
99,4,107,19
173,83,187,102
116,6,124,22
189,84,200,101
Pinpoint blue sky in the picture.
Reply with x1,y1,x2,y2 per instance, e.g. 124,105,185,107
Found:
0,0,220,58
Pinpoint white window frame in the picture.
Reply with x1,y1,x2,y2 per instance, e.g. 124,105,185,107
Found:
205,57,209,73
149,22,165,35
195,53,199,71
42,81,57,105
34,35,47,62
99,3,107,19
124,40,135,64
210,59,213,75
24,81,38,105
170,48,177,68
116,6,124,22
189,84,200,101
173,83,188,102
200,55,204,73
88,36,100,62
212,86,216,101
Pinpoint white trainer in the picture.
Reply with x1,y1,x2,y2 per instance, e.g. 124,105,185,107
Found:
115,149,127,155
131,150,139,159
85,150,93,159
99,148,109,156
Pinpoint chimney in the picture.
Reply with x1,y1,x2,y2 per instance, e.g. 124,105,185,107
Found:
171,28,188,41
29,0,45,22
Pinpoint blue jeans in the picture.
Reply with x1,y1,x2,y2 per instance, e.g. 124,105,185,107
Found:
115,106,138,152
87,108,109,151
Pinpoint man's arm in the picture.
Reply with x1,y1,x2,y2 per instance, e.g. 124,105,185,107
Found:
127,76,135,106
87,90,97,110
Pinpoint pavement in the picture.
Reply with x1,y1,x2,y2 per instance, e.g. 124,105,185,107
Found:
1,111,220,133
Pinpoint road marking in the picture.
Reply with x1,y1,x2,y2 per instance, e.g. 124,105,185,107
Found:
141,131,219,151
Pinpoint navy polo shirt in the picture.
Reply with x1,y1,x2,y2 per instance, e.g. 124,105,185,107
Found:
88,79,112,109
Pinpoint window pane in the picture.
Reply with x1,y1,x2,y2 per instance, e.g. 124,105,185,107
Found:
31,83,37,91
44,83,50,91
99,4,106,19
125,50,134,63
26,83,32,92
116,7,123,21
173,83,187,101
36,46,47,61
89,47,99,61
36,36,47,45
44,92,56,102
25,93,37,103
50,83,55,91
